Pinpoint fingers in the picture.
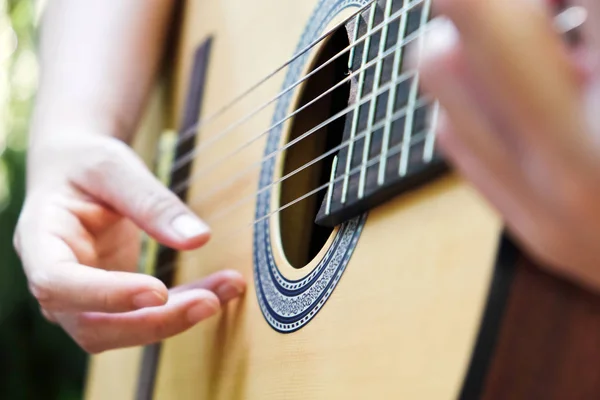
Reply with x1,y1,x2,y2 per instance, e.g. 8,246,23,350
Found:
15,203,169,313
434,0,583,151
170,269,246,304
20,231,168,314
435,111,554,257
72,138,210,251
60,289,221,353
416,7,568,261
416,0,600,276
19,211,244,315
57,272,246,353
419,0,597,210
36,262,170,313
418,19,541,223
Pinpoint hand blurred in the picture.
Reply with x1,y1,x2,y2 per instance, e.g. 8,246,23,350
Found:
13,132,246,353
416,0,600,291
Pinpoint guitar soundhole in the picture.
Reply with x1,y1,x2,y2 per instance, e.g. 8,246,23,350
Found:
279,27,350,269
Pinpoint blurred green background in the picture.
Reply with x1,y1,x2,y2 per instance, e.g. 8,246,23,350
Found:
0,0,87,398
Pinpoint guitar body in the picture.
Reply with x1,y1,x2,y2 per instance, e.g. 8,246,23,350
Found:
84,1,600,399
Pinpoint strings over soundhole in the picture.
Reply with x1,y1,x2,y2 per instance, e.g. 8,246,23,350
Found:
278,28,351,269
314,0,446,228
278,0,447,266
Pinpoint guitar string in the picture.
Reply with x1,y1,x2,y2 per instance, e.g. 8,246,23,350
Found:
155,127,432,279
169,0,579,176
169,4,580,205
169,1,376,147
156,1,433,279
197,95,430,225
169,0,426,174
155,75,432,277
171,18,429,197
154,6,437,279
146,0,430,282
150,5,581,280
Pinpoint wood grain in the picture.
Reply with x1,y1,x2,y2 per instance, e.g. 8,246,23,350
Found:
480,256,600,400
85,1,502,399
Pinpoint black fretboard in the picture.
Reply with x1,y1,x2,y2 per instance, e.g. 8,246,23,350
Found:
315,0,447,227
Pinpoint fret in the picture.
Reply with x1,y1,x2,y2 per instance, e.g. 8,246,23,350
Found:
399,0,431,176
316,0,448,228
399,77,420,176
325,155,338,215
377,0,410,185
348,14,361,70
357,0,393,199
341,1,378,204
423,100,439,162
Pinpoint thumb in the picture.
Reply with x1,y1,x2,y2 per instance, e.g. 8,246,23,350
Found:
74,139,210,250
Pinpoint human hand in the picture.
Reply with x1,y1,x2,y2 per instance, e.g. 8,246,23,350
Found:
416,0,600,291
14,132,246,353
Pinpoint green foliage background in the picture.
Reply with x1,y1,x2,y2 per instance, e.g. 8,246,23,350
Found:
0,0,87,398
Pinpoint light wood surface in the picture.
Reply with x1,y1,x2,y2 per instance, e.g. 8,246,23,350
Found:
85,1,502,399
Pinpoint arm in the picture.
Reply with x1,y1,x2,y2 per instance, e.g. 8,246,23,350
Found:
31,0,172,145
15,0,245,353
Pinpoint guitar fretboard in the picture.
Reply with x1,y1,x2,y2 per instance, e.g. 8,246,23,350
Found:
315,0,446,227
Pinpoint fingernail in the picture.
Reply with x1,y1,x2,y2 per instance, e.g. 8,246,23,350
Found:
132,290,166,308
171,214,210,240
424,17,459,56
187,300,219,323
215,282,244,303
406,17,458,70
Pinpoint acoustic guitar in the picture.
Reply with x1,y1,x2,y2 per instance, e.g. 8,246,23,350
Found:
84,0,600,399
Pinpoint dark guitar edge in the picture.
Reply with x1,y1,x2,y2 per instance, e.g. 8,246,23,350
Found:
479,253,600,399
461,235,600,400
458,235,518,400
135,36,214,400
